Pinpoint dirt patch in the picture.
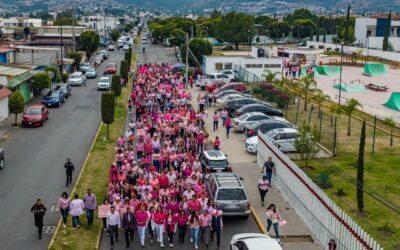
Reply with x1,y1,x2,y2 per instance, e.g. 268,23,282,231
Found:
355,210,369,218
379,229,394,238
300,166,316,172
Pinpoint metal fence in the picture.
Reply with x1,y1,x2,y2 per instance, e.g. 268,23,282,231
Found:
257,133,383,250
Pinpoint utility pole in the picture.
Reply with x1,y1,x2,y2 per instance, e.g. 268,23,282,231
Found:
72,5,76,52
185,32,189,90
60,26,64,76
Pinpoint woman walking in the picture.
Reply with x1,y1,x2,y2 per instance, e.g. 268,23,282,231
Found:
225,117,232,138
210,210,223,250
188,211,200,249
153,206,166,248
58,192,70,228
258,176,269,207
265,204,282,245
177,209,188,243
136,205,149,247
166,209,177,247
220,109,228,127
69,194,84,229
199,209,212,249
212,111,219,131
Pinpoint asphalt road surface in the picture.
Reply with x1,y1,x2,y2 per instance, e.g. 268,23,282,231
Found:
0,50,124,250
99,42,261,250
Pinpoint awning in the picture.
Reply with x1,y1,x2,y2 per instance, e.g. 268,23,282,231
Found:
7,72,34,88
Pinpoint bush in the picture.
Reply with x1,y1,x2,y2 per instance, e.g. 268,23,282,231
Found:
275,93,289,109
316,172,332,189
61,73,69,83
45,66,59,81
8,90,25,125
265,89,275,102
32,72,51,89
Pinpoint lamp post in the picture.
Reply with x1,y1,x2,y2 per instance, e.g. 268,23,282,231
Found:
247,29,251,56
335,25,339,49
338,42,344,106
281,33,285,79
366,33,370,63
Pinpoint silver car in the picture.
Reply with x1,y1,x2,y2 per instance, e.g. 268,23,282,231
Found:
232,112,271,132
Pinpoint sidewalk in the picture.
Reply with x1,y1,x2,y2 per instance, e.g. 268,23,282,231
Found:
189,87,323,250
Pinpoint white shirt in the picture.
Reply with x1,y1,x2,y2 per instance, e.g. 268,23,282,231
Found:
106,211,121,228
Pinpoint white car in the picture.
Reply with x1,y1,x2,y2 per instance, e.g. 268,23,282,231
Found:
245,127,299,154
107,44,115,51
216,93,243,106
123,44,130,51
68,71,86,86
202,73,234,87
97,76,111,90
220,70,238,81
232,112,272,132
231,233,282,250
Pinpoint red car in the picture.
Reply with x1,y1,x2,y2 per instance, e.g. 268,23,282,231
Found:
212,82,247,95
22,105,49,127
104,63,117,74
206,80,225,93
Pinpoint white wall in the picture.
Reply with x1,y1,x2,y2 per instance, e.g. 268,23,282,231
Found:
0,98,9,122
307,41,400,62
355,18,376,47
15,51,58,66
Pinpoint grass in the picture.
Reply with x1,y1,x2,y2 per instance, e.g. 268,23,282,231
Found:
48,52,137,250
282,96,400,249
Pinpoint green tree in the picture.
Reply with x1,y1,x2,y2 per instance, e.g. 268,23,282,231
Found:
342,98,362,136
111,75,122,102
329,103,341,126
357,120,366,212
32,72,51,90
268,21,290,40
299,75,317,111
101,91,115,140
293,19,316,39
181,38,213,67
285,8,317,24
111,29,120,43
79,30,100,58
382,11,392,51
215,12,253,50
67,51,82,69
294,123,320,168
262,70,279,84
311,90,331,117
124,22,133,32
383,118,396,146
61,73,69,83
124,51,132,62
8,91,25,125
53,10,73,26
120,60,128,80
169,28,186,47
343,5,355,45
44,66,59,82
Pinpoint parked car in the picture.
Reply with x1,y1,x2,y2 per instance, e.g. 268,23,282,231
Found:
0,147,4,169
22,104,49,127
68,72,86,86
85,67,97,79
79,62,91,73
232,112,272,132
244,119,293,137
224,97,268,115
205,80,225,93
123,44,130,51
204,173,251,218
220,45,234,51
212,82,247,95
141,37,147,44
104,63,117,74
234,103,282,117
230,233,282,250
98,49,109,59
220,69,238,81
42,90,66,107
55,84,71,98
197,73,235,89
199,150,232,173
216,94,245,106
97,76,111,90
245,127,299,153
107,44,115,51
210,90,251,103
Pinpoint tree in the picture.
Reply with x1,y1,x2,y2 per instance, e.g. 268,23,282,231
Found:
329,103,341,126
44,66,59,82
67,52,82,69
8,91,24,125
124,22,134,32
181,38,213,67
285,8,317,24
342,98,362,136
262,70,279,84
79,30,100,58
299,75,317,111
120,60,128,80
293,19,316,39
383,118,396,146
268,21,290,40
53,10,73,26
169,28,186,47
382,11,392,51
356,120,366,212
32,72,51,91
215,12,253,50
294,123,320,168
124,51,132,63
101,91,115,140
343,5,355,45
111,75,122,102
311,90,331,117
111,29,120,43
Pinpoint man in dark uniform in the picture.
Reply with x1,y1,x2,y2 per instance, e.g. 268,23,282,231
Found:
261,157,275,186
30,199,46,239
64,158,75,187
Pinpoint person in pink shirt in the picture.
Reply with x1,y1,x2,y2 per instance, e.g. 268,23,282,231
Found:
135,205,149,247
167,196,180,215
153,207,166,248
199,209,212,248
196,131,205,154
69,194,84,229
188,195,201,213
58,192,70,228
212,111,219,131
176,209,188,243
165,209,177,247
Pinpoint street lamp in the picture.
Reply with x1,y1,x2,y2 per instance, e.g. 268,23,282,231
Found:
247,29,251,56
281,33,285,79
338,41,344,106
366,33,370,63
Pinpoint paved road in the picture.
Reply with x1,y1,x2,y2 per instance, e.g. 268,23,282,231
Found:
0,50,124,250
99,42,261,250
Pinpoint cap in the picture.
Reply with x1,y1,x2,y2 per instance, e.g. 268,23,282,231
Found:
116,197,121,200
124,197,129,200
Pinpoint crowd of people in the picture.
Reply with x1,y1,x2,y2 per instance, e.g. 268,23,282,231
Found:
283,60,315,78
99,63,224,249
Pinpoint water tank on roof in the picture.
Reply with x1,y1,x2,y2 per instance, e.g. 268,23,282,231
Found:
257,48,265,58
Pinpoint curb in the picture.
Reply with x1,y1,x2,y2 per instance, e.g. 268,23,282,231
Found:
251,205,267,234
48,121,103,249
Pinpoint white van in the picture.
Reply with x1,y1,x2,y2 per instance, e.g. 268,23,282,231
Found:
141,37,147,44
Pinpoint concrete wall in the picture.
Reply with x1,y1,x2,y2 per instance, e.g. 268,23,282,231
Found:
0,98,8,122
15,51,59,66
307,41,400,62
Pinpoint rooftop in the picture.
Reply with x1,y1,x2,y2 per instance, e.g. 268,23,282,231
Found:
0,65,29,77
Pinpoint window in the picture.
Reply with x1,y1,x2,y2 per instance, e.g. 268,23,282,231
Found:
264,64,281,68
215,63,223,71
224,63,233,70
251,64,262,68
217,189,247,201
245,64,252,68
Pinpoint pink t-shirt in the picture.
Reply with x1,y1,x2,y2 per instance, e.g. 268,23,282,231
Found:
135,211,149,227
199,214,211,227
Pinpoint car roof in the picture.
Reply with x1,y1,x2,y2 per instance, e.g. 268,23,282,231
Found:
238,103,268,110
212,173,243,188
247,112,268,116
108,63,117,66
71,71,82,75
274,127,298,134
226,97,253,103
203,150,227,160
239,235,282,250
28,105,44,109
100,76,110,80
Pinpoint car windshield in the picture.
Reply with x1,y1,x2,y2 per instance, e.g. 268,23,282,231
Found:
108,64,116,67
81,63,90,67
238,113,250,120
265,130,278,139
26,108,41,115
87,68,95,72
70,75,81,79
217,189,247,201
49,92,59,98
100,78,109,83
208,159,228,167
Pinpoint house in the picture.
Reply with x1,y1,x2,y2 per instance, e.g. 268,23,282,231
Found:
0,66,34,103
0,17,42,27
0,77,12,122
0,48,15,64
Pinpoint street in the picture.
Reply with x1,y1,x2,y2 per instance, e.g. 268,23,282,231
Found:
99,42,261,250
0,50,125,250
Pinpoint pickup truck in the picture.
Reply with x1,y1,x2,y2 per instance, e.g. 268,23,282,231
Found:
104,63,117,74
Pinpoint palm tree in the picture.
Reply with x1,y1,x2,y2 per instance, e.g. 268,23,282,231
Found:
342,98,363,136
329,103,341,126
262,69,279,85
299,75,317,111
383,118,397,146
311,90,331,117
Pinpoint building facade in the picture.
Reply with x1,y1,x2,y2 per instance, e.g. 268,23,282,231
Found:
0,17,42,27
